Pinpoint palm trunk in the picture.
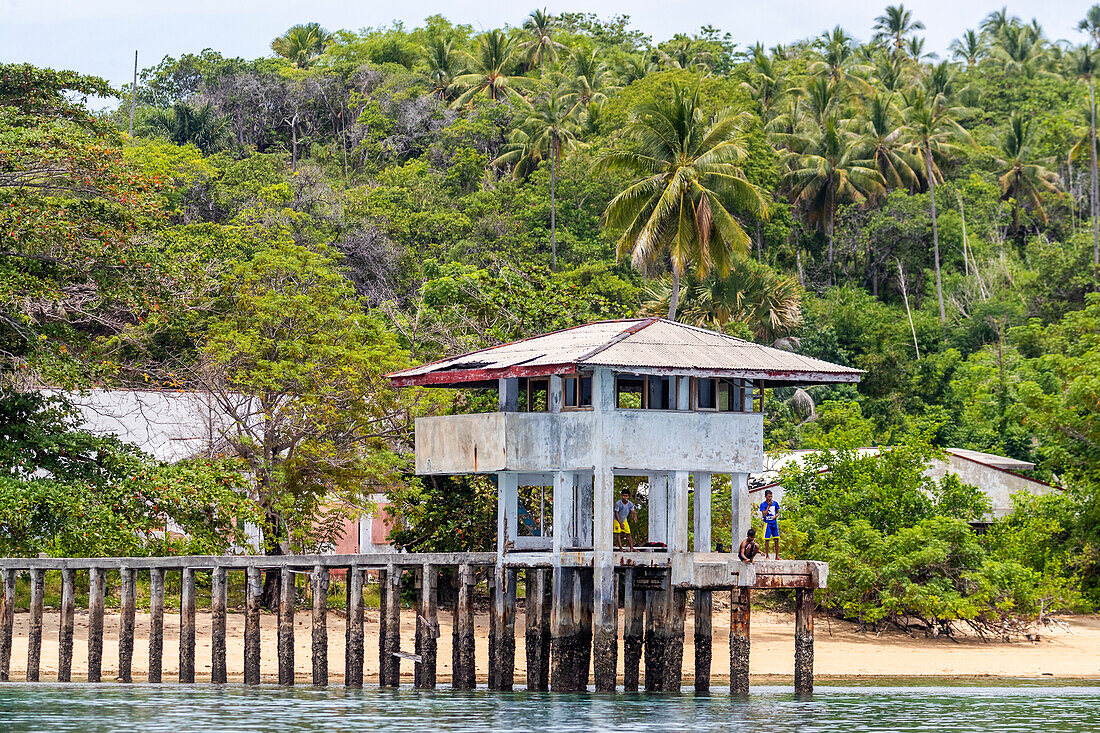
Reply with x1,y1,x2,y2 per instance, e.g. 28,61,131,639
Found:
926,147,946,323
1090,74,1099,268
668,268,680,321
550,136,558,271
827,191,836,285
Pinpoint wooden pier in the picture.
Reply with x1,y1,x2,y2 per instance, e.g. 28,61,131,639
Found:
0,551,821,692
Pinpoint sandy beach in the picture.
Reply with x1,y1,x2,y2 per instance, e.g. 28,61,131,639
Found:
7,604,1099,683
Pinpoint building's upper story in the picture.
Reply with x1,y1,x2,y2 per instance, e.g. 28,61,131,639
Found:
387,318,863,475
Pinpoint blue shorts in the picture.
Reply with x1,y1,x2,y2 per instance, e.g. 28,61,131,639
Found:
764,521,779,539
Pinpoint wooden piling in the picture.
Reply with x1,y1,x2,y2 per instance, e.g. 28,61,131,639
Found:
244,567,261,685
415,564,438,689
345,565,364,688
381,564,401,687
730,587,751,694
794,588,814,694
664,588,687,692
148,568,164,683
118,567,136,683
592,567,617,693
694,589,712,693
311,565,328,686
58,568,75,682
278,566,295,685
211,566,227,684
550,567,576,691
86,567,105,682
0,568,14,681
525,569,551,691
622,569,644,692
27,569,44,682
452,564,475,690
490,567,516,690
179,568,196,683
643,585,667,692
575,569,593,690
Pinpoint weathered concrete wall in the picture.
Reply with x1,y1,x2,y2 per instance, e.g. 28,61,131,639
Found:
930,455,1057,519
415,411,763,475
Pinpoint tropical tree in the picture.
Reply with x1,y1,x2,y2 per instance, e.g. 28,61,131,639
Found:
521,8,566,74
858,93,922,191
742,44,786,120
903,92,972,322
493,88,581,269
271,23,332,68
424,38,463,100
146,102,230,155
981,7,1017,39
1080,4,1100,267
596,83,767,320
995,113,1062,232
811,27,869,89
779,117,886,280
872,5,925,56
565,49,618,116
615,53,658,86
991,21,1051,78
949,29,986,67
452,30,532,107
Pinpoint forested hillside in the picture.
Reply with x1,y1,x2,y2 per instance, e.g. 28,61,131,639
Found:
2,6,1099,623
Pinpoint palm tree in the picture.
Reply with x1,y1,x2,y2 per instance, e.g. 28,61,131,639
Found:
950,29,985,67
742,45,786,120
992,22,1051,79
271,23,332,69
858,93,922,191
642,259,802,342
424,38,463,101
1080,4,1100,267
803,76,846,128
905,36,934,62
565,50,618,116
779,117,886,279
615,53,658,86
521,8,565,74
903,92,972,322
147,102,230,155
493,89,580,269
596,84,768,320
981,7,1017,39
452,30,532,107
873,5,925,56
995,113,1062,232
811,27,872,92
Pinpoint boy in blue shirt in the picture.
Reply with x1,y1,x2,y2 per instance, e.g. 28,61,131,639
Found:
759,489,780,560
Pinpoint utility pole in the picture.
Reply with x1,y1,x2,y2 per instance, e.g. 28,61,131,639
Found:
128,50,138,139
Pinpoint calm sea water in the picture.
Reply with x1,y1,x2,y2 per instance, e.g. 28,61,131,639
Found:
0,683,1098,732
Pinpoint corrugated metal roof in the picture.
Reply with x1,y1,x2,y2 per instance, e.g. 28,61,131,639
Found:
388,318,862,387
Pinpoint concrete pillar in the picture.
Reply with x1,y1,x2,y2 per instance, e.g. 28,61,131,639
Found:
415,564,438,689
381,564,401,687
491,567,516,690
647,473,668,545
148,568,164,684
550,566,576,691
211,567,227,684
665,588,687,691
452,564,475,689
0,568,14,682
119,567,137,683
549,374,564,412
311,566,329,686
576,472,594,548
58,568,74,682
87,567,105,683
730,587,751,694
692,472,712,552
574,569,594,689
622,569,644,692
694,589,712,692
244,567,261,685
732,473,751,549
592,463,617,691
27,568,44,682
180,568,196,683
552,471,576,553
498,472,518,554
499,377,519,411
643,583,667,691
669,471,690,554
794,588,814,694
525,569,551,690
345,565,364,687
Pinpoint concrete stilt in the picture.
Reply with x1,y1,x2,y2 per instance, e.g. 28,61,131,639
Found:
794,588,814,694
0,568,14,681
730,587,751,694
180,567,196,684
452,564,475,689
694,589,712,692
415,564,438,689
148,568,164,684
211,567,227,684
378,566,389,685
311,565,329,686
381,564,401,687
574,569,594,689
58,568,75,683
87,567,105,682
27,569,44,682
119,567,136,683
622,569,644,692
644,585,668,692
345,565,364,687
525,568,551,690
244,567,261,685
664,588,687,692
550,566,578,691
490,567,516,690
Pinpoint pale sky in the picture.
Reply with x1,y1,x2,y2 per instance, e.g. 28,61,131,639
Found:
0,0,1092,104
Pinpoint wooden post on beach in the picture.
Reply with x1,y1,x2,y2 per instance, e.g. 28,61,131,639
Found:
58,568,75,682
0,568,14,681
794,588,814,694
87,567,105,682
415,563,438,689
27,569,44,682
345,565,364,687
119,568,136,683
622,569,644,692
378,566,388,685
381,564,401,687
278,566,295,685
452,564,475,690
244,567,261,685
525,568,551,691
211,567,227,684
730,587,751,694
148,568,164,683
180,568,196,683
311,565,328,686
694,589,712,692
